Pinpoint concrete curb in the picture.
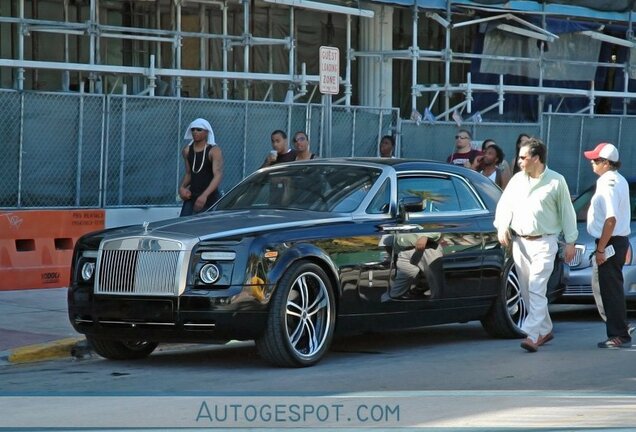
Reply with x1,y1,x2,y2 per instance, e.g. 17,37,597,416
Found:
8,337,85,364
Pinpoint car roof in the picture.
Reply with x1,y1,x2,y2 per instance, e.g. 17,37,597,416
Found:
267,157,502,211
301,157,490,184
288,157,470,174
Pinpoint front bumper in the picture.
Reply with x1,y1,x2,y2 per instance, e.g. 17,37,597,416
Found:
68,284,270,342
563,265,636,302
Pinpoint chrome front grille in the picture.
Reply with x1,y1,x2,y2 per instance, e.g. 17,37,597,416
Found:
95,237,187,296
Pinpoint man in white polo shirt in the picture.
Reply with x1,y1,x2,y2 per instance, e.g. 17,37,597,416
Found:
583,142,632,348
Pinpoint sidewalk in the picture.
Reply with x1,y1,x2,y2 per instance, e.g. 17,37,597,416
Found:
0,287,84,365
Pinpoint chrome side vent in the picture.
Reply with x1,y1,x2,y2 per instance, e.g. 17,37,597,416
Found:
567,245,587,268
564,285,593,296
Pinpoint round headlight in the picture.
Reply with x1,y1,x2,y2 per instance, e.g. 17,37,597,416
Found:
81,262,95,281
200,263,220,284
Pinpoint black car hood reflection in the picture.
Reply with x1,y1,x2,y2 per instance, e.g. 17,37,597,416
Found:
141,209,352,240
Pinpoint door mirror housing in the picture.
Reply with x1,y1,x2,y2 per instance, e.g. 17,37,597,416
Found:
398,196,423,221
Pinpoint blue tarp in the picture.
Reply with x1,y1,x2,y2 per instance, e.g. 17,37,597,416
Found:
365,0,636,120
369,0,636,22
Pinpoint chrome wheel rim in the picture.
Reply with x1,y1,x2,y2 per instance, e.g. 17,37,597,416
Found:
285,271,331,359
506,265,527,328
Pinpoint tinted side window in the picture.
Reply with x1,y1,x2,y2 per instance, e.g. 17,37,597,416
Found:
452,177,483,210
398,176,460,212
366,178,391,214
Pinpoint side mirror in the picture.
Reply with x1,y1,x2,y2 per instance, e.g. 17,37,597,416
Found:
398,196,423,221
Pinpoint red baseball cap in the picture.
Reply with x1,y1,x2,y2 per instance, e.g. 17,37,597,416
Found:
583,143,619,162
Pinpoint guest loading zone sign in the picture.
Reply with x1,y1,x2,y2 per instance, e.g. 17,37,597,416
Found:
319,46,339,95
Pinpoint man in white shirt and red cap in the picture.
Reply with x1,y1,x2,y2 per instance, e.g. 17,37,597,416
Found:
583,142,632,348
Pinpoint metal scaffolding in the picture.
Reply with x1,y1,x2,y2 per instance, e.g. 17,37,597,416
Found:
350,1,636,118
0,0,374,102
3,0,636,118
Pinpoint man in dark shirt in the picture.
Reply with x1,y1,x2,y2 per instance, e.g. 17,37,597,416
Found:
179,118,224,216
261,130,296,168
447,129,481,168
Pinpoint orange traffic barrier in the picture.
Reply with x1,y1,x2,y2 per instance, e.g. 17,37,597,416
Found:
0,210,104,291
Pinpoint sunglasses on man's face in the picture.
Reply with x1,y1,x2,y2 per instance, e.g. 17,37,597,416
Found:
295,136,307,142
191,128,204,132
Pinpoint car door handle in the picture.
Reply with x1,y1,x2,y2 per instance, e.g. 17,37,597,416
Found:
382,225,421,232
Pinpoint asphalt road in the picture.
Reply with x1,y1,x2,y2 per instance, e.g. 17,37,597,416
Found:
1,305,634,430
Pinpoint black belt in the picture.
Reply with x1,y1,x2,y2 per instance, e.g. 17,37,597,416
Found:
511,229,544,240
518,234,543,240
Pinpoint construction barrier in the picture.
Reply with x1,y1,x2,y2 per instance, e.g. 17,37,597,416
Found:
0,210,104,291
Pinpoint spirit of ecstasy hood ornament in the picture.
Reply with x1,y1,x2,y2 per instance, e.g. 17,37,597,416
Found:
143,221,150,234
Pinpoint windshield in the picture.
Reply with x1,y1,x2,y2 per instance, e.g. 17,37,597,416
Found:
572,183,636,222
572,188,596,222
215,164,383,213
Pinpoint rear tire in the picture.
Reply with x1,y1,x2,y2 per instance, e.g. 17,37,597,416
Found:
87,336,158,360
481,259,527,338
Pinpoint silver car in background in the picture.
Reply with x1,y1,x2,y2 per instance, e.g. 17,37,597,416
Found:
562,179,636,305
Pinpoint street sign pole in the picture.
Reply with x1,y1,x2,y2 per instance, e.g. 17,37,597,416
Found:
322,93,332,158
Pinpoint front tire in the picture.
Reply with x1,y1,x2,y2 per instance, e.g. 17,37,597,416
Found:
87,336,158,360
481,259,527,338
256,261,336,367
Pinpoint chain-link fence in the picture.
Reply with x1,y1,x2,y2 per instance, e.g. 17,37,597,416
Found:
0,91,21,208
400,115,636,197
0,89,399,209
400,120,542,165
4,87,634,209
542,113,636,196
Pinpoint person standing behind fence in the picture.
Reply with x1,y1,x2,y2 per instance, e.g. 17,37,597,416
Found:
583,143,632,349
480,139,511,183
447,129,481,168
178,118,224,216
261,130,296,167
494,138,577,353
379,135,395,158
293,131,316,160
472,138,495,171
480,144,508,189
